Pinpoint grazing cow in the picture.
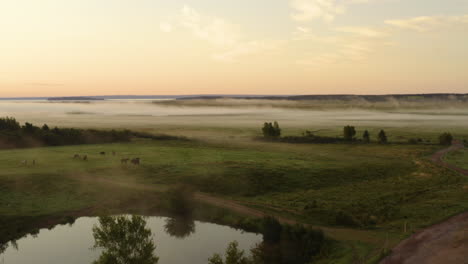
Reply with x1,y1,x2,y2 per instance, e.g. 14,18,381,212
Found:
121,158,129,164
131,158,140,165
73,154,80,159
100,152,106,155
21,160,28,166
83,155,88,161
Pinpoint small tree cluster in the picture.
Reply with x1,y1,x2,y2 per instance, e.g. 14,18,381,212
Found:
209,217,325,264
343,125,356,141
0,116,132,149
262,121,281,138
439,132,453,145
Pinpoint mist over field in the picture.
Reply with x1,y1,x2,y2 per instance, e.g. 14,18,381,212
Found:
1,99,468,132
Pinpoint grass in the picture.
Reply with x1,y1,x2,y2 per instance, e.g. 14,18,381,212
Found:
1,102,468,262
445,148,468,170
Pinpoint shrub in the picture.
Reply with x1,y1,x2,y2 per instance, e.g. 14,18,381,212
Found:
439,132,453,145
262,216,282,243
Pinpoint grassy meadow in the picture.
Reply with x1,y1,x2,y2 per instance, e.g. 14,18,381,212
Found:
1,99,468,263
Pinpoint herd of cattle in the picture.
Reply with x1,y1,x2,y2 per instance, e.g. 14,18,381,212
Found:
20,151,141,166
73,151,141,165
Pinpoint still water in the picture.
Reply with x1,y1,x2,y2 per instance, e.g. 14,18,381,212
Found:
0,216,261,264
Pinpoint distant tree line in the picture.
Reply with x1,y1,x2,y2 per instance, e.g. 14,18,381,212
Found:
0,117,129,149
262,122,452,146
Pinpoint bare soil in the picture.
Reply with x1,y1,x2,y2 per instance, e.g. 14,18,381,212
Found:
381,141,468,264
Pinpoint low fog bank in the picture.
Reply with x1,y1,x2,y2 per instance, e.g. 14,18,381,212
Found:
154,97,468,111
1,100,468,132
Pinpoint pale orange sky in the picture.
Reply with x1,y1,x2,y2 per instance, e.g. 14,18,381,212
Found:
1,0,467,97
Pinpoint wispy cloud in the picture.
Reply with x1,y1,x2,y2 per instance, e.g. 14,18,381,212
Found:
160,5,277,62
289,0,381,23
293,25,392,67
290,0,345,22
335,26,389,38
385,15,468,32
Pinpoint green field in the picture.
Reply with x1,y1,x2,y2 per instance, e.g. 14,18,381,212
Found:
1,100,468,263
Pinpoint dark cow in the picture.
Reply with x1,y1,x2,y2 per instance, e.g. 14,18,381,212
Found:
100,152,106,155
83,155,88,161
131,158,140,165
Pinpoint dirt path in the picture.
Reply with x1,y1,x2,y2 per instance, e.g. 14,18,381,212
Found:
430,139,468,175
380,212,468,264
380,141,468,264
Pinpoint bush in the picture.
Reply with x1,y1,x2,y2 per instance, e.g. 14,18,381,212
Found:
439,132,453,145
262,216,282,243
335,211,360,227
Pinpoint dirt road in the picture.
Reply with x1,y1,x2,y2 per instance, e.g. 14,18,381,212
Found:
381,140,468,264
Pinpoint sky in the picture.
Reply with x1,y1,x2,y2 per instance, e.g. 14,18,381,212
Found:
0,0,467,97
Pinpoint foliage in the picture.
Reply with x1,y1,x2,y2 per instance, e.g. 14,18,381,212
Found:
363,130,370,143
378,130,388,144
92,215,158,264
0,117,21,131
262,122,281,138
439,132,453,145
165,185,195,216
0,117,131,149
261,216,282,243
208,241,252,264
343,126,356,141
209,223,326,264
164,217,195,239
281,224,325,264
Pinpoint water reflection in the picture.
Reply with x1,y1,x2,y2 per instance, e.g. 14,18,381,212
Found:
164,217,195,239
92,216,159,264
1,216,261,264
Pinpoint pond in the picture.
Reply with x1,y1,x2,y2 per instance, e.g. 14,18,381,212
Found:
0,216,262,264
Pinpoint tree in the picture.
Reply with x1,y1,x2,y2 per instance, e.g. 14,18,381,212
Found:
262,216,282,243
273,121,281,137
343,125,356,141
164,217,195,239
42,124,50,131
208,241,251,264
0,117,20,131
262,122,281,138
92,216,158,264
439,132,453,145
378,130,387,144
363,130,370,143
165,185,194,216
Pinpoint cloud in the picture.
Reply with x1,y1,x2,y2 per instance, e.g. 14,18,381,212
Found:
290,0,345,22
335,26,389,38
160,5,277,62
212,41,273,62
289,0,382,23
293,26,392,67
159,22,173,33
385,15,468,32
179,5,241,47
